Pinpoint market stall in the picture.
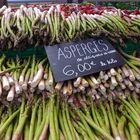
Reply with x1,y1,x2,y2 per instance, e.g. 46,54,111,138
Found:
0,2,139,140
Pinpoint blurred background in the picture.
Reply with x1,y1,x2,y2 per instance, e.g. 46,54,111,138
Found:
7,0,140,10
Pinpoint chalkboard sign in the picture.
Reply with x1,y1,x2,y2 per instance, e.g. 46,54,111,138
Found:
45,38,125,82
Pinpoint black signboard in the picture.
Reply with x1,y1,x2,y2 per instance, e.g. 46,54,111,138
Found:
45,38,125,82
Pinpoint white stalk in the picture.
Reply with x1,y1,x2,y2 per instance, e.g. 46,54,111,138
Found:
90,76,99,88
128,69,135,81
95,94,100,100
115,136,121,140
7,86,15,101
116,73,123,82
110,68,117,76
110,85,115,90
135,88,140,93
92,95,95,100
2,76,10,91
15,82,22,94
31,65,44,88
107,72,111,78
132,69,140,81
119,83,126,90
48,70,53,86
22,82,28,91
22,69,31,90
104,74,109,81
19,75,24,85
67,81,72,95
124,79,129,86
86,78,95,88
117,68,122,74
38,79,45,91
128,81,134,91
121,66,129,77
111,77,118,87
134,81,140,88
8,76,14,85
0,6,7,13
74,77,82,87
44,73,48,80
79,85,85,91
62,85,68,95
99,71,104,79
55,82,64,91
99,84,106,93
81,78,89,87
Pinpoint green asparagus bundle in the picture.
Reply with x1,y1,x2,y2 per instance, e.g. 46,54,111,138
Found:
0,5,139,49
0,92,139,140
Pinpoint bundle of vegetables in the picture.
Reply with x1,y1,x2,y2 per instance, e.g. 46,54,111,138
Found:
0,49,139,103
0,93,139,140
0,5,139,49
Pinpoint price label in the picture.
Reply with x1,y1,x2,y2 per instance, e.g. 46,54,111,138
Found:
45,37,125,82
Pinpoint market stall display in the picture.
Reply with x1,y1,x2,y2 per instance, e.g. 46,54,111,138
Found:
0,3,139,140
0,4,139,49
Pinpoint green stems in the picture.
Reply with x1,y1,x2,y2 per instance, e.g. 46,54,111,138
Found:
0,109,19,136
28,99,40,140
12,105,30,140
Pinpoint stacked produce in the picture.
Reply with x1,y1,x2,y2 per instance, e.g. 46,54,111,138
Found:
0,93,140,140
0,5,139,49
0,4,139,140
0,49,138,103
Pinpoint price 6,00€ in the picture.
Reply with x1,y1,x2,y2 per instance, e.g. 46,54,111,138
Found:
62,62,96,77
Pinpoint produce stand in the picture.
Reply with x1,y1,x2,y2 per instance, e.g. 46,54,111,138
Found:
0,2,139,140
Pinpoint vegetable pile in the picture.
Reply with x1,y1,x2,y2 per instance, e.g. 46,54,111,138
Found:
0,93,140,140
0,5,139,49
0,49,138,102
0,4,139,140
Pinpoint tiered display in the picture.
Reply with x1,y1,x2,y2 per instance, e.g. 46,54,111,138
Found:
0,4,139,49
0,4,139,140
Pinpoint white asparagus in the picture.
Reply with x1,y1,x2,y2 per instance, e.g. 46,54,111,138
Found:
128,68,135,81
110,68,117,76
19,75,24,85
2,76,10,91
31,64,44,88
38,79,45,91
8,76,14,85
55,82,64,91
81,78,89,87
79,84,85,91
90,76,99,88
111,77,118,87
15,82,22,94
116,72,123,83
7,86,15,101
121,66,129,77
67,81,73,95
74,77,82,87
